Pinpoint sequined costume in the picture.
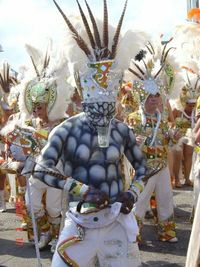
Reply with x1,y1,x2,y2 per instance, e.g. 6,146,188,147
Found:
30,1,148,266
0,62,18,212
15,43,74,252
128,109,177,242
126,38,180,243
186,97,200,267
192,98,200,210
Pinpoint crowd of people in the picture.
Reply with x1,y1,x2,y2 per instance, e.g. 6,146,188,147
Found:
0,0,200,266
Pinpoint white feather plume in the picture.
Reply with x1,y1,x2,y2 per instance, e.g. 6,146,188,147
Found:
18,43,75,122
116,29,150,71
61,14,150,74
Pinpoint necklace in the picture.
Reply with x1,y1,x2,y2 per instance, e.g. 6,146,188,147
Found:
140,108,161,146
182,110,195,128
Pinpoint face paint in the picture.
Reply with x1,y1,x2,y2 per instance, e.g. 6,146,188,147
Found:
83,102,115,147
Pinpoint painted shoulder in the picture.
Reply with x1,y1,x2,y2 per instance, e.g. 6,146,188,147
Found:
112,118,130,136
49,113,84,137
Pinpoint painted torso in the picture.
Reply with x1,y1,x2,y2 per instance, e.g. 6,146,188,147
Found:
38,113,146,202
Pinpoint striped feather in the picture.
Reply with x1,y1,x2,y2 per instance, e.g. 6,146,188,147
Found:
0,63,10,93
110,0,128,59
161,37,173,63
146,42,155,55
194,77,200,91
53,0,92,59
76,0,96,50
134,62,145,76
84,0,102,50
162,47,175,65
128,67,144,80
41,48,51,78
103,0,109,48
154,64,164,79
30,56,40,79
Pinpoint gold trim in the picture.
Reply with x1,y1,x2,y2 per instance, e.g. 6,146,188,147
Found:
57,236,81,267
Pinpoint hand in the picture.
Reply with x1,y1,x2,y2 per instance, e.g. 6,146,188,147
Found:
116,191,135,214
136,135,146,146
173,129,182,141
83,187,109,209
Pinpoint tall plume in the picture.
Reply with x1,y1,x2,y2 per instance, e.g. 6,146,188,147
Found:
0,62,18,93
53,0,93,59
84,0,102,50
53,0,128,61
110,0,128,59
26,43,51,80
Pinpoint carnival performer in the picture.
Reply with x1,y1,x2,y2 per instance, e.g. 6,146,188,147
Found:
171,68,199,188
186,96,200,222
185,96,200,267
2,42,74,252
170,7,200,189
23,43,74,252
127,38,181,243
0,62,18,212
28,0,152,266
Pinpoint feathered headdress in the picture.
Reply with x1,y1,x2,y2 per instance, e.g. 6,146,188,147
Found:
53,0,131,103
54,0,127,62
18,42,74,121
170,18,200,110
127,37,179,107
179,66,200,106
0,62,19,110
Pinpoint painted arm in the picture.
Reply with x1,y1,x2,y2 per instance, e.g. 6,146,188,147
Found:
32,121,107,205
33,123,68,188
124,127,147,199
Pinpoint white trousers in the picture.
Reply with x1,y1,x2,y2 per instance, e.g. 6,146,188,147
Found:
52,215,141,267
134,166,174,221
191,152,200,209
186,194,200,267
25,178,62,218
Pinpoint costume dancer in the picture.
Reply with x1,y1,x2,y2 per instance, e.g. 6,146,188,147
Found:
30,0,150,266
2,42,73,252
0,62,18,212
127,38,181,242
185,96,200,267
170,2,200,189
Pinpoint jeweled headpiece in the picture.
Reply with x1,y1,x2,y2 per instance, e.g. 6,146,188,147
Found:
24,78,57,114
179,66,200,107
128,38,176,107
18,43,74,121
53,0,128,104
22,43,58,114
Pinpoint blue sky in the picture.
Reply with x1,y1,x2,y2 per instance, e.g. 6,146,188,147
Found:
0,0,187,72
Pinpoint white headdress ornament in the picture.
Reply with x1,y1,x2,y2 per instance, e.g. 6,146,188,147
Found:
18,42,74,121
128,37,180,107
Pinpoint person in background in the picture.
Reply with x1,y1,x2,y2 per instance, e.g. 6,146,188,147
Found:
185,95,200,267
127,38,181,243
0,62,18,212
